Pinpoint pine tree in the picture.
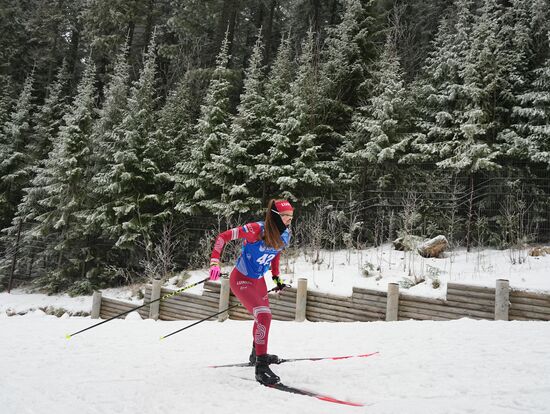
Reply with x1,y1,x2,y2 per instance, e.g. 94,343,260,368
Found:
28,60,98,293
407,0,475,167
497,0,545,165
0,63,70,284
28,62,70,167
222,28,268,213
275,29,333,204
321,0,372,115
452,0,535,173
343,34,413,190
175,32,234,215
0,70,35,232
94,33,170,253
93,41,131,159
154,75,195,173
258,33,295,200
505,32,550,166
87,41,132,237
320,0,375,194
529,0,550,68
0,76,15,129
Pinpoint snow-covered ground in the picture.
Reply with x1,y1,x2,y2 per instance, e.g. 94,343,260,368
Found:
1,245,549,413
1,244,549,315
0,314,549,414
277,244,550,297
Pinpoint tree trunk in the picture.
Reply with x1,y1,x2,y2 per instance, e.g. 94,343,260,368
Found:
67,26,81,92
329,0,339,25
310,0,321,35
7,221,22,293
144,0,155,50
466,174,475,252
264,0,277,65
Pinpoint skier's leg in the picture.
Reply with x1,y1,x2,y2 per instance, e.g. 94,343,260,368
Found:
229,269,280,383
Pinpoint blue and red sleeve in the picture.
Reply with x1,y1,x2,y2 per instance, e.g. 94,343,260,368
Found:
270,253,281,277
210,222,262,265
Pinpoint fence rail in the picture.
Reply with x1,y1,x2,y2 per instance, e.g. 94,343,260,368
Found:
95,278,550,323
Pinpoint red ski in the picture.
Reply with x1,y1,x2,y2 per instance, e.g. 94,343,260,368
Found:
209,351,379,368
265,382,365,407
234,376,365,407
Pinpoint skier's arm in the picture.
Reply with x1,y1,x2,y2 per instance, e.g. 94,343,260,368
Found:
210,223,261,267
270,253,290,291
270,253,281,277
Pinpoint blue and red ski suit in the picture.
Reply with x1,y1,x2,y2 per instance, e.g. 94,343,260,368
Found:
210,221,290,356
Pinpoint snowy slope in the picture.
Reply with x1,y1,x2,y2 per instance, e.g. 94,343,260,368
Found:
0,314,549,414
2,245,549,316
1,245,549,413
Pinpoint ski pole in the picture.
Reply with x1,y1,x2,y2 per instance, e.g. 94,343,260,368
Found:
160,303,241,340
160,286,279,340
66,276,211,339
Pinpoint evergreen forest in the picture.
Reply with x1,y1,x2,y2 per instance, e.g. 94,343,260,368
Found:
1,0,549,294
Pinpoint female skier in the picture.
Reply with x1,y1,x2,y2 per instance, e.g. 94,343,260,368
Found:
208,199,294,385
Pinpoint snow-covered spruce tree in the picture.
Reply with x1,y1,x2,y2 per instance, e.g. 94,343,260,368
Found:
0,70,35,232
0,63,70,286
0,76,15,130
407,0,475,166
222,28,268,213
27,62,70,168
258,33,295,201
29,60,98,293
529,0,550,68
155,73,195,176
87,41,131,240
498,0,547,165
93,33,171,260
274,29,333,205
506,33,550,167
320,0,375,194
343,34,414,191
92,41,131,163
175,32,234,216
451,0,512,174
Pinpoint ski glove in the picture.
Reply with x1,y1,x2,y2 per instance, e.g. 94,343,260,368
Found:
272,276,290,292
209,260,221,281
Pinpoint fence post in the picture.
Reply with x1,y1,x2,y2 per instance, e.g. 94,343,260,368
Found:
386,283,399,321
149,280,162,320
495,279,510,321
218,278,230,322
91,291,102,319
295,278,308,322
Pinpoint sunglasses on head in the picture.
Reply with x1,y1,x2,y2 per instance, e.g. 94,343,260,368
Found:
271,209,294,219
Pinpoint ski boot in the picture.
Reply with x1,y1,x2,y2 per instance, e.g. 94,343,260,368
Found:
249,344,281,366
255,354,281,385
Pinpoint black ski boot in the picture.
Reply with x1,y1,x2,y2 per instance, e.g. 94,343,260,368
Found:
249,344,280,366
255,354,281,385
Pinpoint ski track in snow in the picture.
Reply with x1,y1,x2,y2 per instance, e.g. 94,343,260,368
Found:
1,315,549,414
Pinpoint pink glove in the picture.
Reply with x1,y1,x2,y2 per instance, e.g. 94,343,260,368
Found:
209,265,221,281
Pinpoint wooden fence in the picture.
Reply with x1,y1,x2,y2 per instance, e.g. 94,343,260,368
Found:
94,278,550,322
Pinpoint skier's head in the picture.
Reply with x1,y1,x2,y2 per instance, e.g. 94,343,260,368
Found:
264,199,294,249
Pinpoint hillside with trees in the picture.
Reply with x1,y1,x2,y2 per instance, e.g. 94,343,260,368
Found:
1,0,549,294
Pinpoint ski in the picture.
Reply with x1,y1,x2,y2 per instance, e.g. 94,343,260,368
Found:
209,351,378,368
234,376,364,407
265,382,364,407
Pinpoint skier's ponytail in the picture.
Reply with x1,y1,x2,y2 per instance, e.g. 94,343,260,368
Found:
264,199,285,249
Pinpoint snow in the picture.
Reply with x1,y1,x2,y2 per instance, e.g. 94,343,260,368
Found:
2,244,550,315
1,245,550,413
0,315,549,413
0,291,92,314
